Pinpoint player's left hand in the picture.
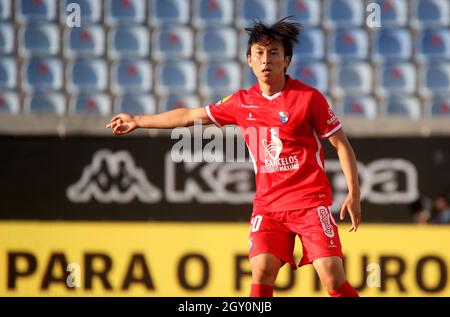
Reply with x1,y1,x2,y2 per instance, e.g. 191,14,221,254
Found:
340,194,361,232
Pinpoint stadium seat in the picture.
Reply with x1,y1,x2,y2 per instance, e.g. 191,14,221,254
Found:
427,94,450,117
155,61,197,95
108,26,149,59
195,27,237,61
376,63,416,97
106,0,145,25
67,59,107,93
328,28,368,62
280,0,320,26
372,28,412,62
0,0,12,20
70,93,111,115
115,94,156,115
203,92,236,107
192,0,233,27
370,0,408,27
200,61,241,96
383,96,421,118
151,26,193,61
411,0,450,28
323,0,364,28
331,62,372,97
289,62,328,94
64,25,105,58
415,28,450,62
25,93,65,115
337,95,377,118
239,31,250,63
0,92,19,114
61,0,102,24
16,0,57,22
111,59,152,94
292,28,324,62
236,0,277,29
0,23,13,54
159,94,200,112
148,0,189,26
0,57,15,90
243,66,257,88
20,23,60,56
22,57,62,92
420,63,450,96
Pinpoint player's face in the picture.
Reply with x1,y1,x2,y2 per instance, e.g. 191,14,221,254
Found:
247,40,291,84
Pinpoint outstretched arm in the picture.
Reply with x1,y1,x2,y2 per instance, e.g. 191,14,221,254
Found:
328,129,361,232
106,107,212,135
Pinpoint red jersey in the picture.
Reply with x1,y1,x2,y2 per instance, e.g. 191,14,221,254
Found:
205,76,342,213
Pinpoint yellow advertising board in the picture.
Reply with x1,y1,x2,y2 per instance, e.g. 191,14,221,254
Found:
1,222,449,297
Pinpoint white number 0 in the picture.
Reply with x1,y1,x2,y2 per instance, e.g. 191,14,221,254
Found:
251,215,263,232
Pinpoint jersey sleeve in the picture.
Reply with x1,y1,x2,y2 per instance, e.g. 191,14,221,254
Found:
205,93,237,127
309,90,342,138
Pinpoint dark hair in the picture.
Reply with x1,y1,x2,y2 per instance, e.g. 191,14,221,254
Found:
245,16,302,61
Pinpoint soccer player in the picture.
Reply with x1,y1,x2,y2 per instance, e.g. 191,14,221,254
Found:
107,17,361,297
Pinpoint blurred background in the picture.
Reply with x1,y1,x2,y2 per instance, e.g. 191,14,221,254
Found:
0,0,449,296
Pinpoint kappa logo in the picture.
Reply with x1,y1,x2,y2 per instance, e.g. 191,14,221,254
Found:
66,149,161,203
317,206,335,238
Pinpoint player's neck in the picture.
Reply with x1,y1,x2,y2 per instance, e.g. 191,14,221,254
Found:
258,75,287,96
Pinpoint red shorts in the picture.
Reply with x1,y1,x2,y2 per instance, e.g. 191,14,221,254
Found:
248,206,344,269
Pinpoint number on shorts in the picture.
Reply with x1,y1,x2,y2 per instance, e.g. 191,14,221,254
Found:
251,215,263,232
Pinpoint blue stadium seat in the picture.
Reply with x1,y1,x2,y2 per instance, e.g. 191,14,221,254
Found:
64,25,105,58
152,26,193,61
376,63,416,97
16,0,57,22
200,61,241,96
331,62,372,97
20,23,59,56
67,59,107,93
159,94,200,112
236,0,277,29
61,0,102,24
427,94,450,117
289,62,328,94
0,57,15,90
292,28,324,62
108,26,149,59
195,27,237,61
70,93,111,115
243,66,257,88
280,0,320,26
328,28,368,62
0,23,13,54
0,0,12,20
239,31,250,63
115,94,156,115
370,0,408,27
25,93,65,115
416,28,450,62
372,28,412,62
0,92,19,114
337,95,377,118
23,57,62,92
106,0,146,25
192,0,233,27
383,96,421,118
411,0,450,28
420,63,450,96
323,0,364,28
148,0,189,26
111,59,152,94
155,61,196,95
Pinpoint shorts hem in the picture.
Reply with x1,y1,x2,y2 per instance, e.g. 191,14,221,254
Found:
249,250,298,270
298,252,344,267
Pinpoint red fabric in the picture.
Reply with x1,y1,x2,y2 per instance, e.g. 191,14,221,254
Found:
328,280,359,297
206,77,342,214
250,284,274,297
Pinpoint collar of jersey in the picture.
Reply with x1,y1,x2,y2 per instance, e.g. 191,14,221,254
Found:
255,75,291,101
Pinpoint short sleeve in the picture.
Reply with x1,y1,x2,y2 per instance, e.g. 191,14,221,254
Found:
205,93,237,127
309,90,342,138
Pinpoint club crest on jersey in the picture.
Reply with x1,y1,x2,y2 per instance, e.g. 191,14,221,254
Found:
278,111,289,124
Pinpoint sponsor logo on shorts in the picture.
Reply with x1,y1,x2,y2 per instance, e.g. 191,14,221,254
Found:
317,206,335,238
